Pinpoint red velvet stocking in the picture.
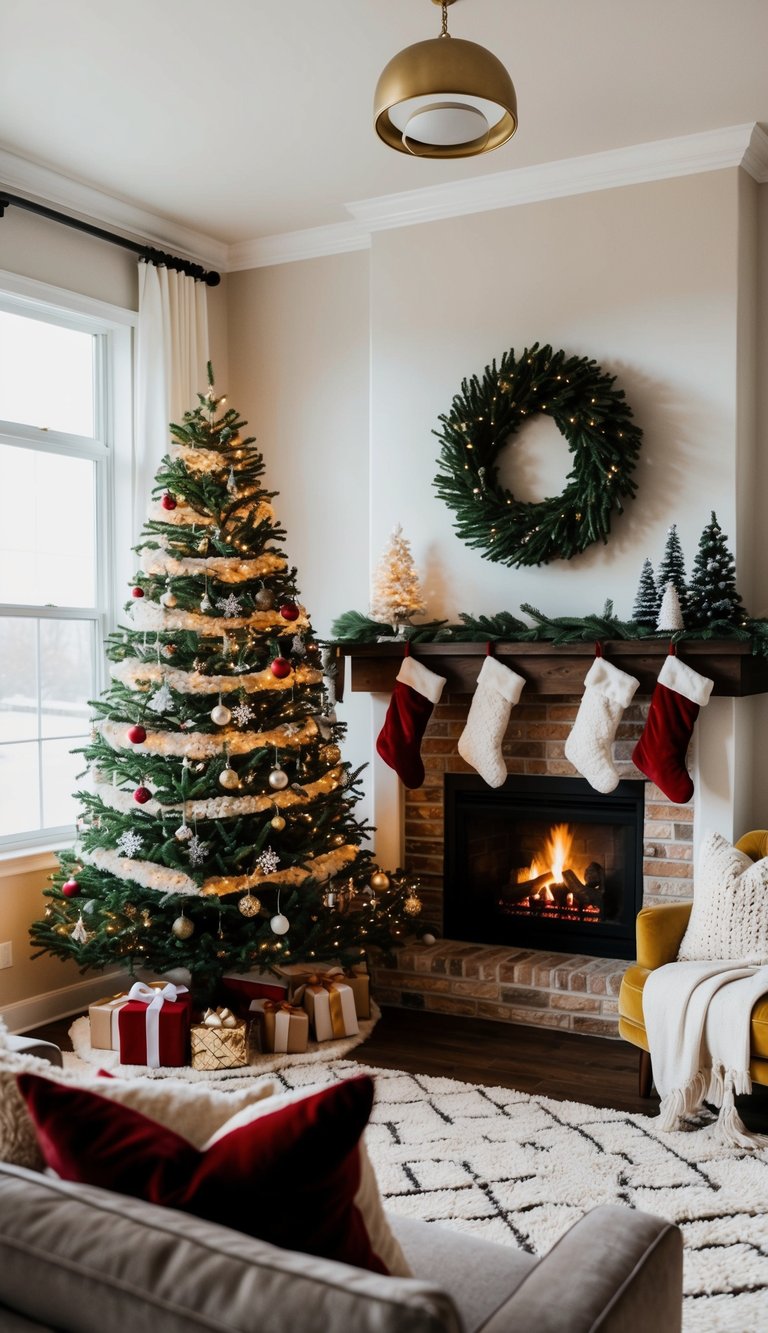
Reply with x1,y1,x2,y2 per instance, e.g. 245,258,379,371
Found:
632,651,713,804
376,649,446,790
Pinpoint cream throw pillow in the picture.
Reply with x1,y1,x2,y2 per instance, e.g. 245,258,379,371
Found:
677,831,768,963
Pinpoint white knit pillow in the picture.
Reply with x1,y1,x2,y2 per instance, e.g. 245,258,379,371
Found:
677,831,768,963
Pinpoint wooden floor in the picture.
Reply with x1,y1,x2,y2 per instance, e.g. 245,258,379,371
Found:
29,1006,659,1115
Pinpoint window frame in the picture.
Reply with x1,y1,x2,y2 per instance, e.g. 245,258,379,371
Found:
0,270,135,856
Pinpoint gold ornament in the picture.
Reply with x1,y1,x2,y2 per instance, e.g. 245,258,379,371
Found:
219,765,240,790
404,893,423,916
320,744,341,766
172,914,194,940
370,870,390,891
238,893,262,918
270,813,286,831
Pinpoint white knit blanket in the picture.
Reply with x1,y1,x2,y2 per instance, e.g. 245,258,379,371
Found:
643,958,768,1149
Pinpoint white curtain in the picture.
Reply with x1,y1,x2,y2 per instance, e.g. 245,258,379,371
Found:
134,262,210,539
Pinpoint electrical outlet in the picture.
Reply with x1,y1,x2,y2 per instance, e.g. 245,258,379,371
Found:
0,942,12,969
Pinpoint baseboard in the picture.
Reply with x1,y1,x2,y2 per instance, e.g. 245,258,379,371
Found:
0,971,132,1034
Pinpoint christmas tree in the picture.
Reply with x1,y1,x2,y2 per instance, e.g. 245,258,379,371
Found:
656,524,688,617
656,582,684,632
632,557,660,628
31,369,419,999
371,524,426,634
686,512,745,628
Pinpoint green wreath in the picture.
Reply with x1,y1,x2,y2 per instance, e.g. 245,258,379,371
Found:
433,343,642,568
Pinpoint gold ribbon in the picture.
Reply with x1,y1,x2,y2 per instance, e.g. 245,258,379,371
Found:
262,999,305,1016
293,974,346,1037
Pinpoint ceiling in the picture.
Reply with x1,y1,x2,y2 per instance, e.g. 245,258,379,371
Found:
1,0,767,247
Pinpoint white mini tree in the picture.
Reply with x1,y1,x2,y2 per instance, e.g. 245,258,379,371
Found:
371,524,426,634
656,582,684,632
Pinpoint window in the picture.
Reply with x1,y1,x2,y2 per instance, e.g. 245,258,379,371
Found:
0,277,133,852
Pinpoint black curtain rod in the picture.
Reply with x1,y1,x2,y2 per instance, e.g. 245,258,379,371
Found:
0,188,221,287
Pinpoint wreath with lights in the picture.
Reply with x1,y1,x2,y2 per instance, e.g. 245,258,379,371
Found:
433,342,643,568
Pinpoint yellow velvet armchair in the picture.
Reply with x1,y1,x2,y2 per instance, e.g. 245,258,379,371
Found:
618,830,768,1097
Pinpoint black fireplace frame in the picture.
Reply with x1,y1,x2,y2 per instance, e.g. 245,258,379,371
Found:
443,774,645,960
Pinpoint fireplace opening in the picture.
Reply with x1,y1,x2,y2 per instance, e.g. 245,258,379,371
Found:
443,775,645,960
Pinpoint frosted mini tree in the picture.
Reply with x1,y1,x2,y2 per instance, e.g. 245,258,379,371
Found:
686,512,745,628
31,370,418,997
656,524,687,618
632,557,660,628
371,524,426,634
656,582,684,632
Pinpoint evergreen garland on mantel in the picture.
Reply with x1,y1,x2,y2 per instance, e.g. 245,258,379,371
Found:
331,603,768,656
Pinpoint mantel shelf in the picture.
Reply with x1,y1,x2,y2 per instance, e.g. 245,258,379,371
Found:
331,640,768,701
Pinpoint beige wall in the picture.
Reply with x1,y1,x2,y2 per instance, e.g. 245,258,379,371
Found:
0,859,81,1012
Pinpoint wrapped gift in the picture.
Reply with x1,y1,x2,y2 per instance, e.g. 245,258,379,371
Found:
293,974,359,1042
254,999,309,1054
89,980,192,1051
276,962,370,1020
219,969,289,1016
117,981,190,1068
190,1007,248,1070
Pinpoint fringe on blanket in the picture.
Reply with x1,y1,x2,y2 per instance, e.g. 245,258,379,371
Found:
659,1065,767,1150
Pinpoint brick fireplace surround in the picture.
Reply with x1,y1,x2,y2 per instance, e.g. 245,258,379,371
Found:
372,693,693,1038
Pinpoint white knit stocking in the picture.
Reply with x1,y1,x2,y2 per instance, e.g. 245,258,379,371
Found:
564,655,639,793
458,656,525,788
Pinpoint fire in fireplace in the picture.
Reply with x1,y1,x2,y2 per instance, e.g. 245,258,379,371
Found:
443,775,645,960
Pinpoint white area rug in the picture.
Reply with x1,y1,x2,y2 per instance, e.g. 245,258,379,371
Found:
67,1005,379,1081
258,1060,767,1333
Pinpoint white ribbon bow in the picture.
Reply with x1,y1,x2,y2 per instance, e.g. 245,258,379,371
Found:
127,981,188,1068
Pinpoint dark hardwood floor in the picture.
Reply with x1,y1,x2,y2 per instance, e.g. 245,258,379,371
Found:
28,1006,660,1115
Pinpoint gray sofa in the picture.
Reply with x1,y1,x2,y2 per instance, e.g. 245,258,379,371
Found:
0,1160,682,1333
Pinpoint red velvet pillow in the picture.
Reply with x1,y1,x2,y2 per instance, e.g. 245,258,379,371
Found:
17,1072,387,1274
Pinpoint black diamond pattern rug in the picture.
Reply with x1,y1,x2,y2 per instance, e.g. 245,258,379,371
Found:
272,1060,768,1333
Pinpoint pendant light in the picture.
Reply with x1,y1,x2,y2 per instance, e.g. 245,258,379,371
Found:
374,0,517,159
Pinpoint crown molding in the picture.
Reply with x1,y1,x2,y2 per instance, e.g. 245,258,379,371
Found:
0,144,228,272
346,124,764,233
227,220,370,271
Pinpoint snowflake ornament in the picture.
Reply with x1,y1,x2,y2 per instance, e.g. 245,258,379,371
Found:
232,701,254,727
216,594,243,619
187,835,209,867
116,830,145,858
255,847,280,875
148,682,174,714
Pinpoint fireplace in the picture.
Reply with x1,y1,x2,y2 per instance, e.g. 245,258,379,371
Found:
443,774,645,960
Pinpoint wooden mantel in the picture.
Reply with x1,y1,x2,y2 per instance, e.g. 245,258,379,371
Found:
332,640,768,701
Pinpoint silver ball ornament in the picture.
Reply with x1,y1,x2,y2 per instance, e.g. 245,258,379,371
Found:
171,915,194,940
174,824,193,842
268,767,289,791
160,591,178,608
270,912,290,936
82,899,98,916
211,703,232,726
219,765,240,790
200,594,213,613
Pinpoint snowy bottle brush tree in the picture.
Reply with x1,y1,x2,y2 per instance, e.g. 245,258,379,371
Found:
686,512,745,628
371,524,426,635
31,369,419,997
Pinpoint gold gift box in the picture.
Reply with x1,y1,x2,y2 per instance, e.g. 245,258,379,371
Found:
190,1020,248,1070
276,961,370,1020
257,1001,309,1054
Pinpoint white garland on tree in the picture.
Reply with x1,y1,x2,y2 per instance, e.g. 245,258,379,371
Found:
99,715,318,759
110,658,322,697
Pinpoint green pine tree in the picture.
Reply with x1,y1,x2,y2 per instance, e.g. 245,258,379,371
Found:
686,512,745,627
631,558,659,628
656,524,687,616
31,369,419,1000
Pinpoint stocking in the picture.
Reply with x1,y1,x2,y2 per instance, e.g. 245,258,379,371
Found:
564,650,640,794
376,648,446,789
458,654,526,788
632,650,713,803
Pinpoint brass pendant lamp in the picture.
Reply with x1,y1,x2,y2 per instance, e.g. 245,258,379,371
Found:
374,0,517,159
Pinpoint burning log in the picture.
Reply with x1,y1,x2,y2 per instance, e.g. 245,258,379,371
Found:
563,867,604,911
500,871,551,905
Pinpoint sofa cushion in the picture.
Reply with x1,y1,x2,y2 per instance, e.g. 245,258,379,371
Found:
0,1162,461,1333
391,1214,535,1333
18,1070,393,1275
678,831,768,963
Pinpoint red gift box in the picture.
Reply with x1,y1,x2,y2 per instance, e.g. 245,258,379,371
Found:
117,981,190,1068
219,970,288,1016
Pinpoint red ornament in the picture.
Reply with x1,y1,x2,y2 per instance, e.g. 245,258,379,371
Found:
161,493,177,511
127,724,147,744
131,586,145,598
133,785,151,804
62,878,81,898
270,657,292,679
279,601,300,622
